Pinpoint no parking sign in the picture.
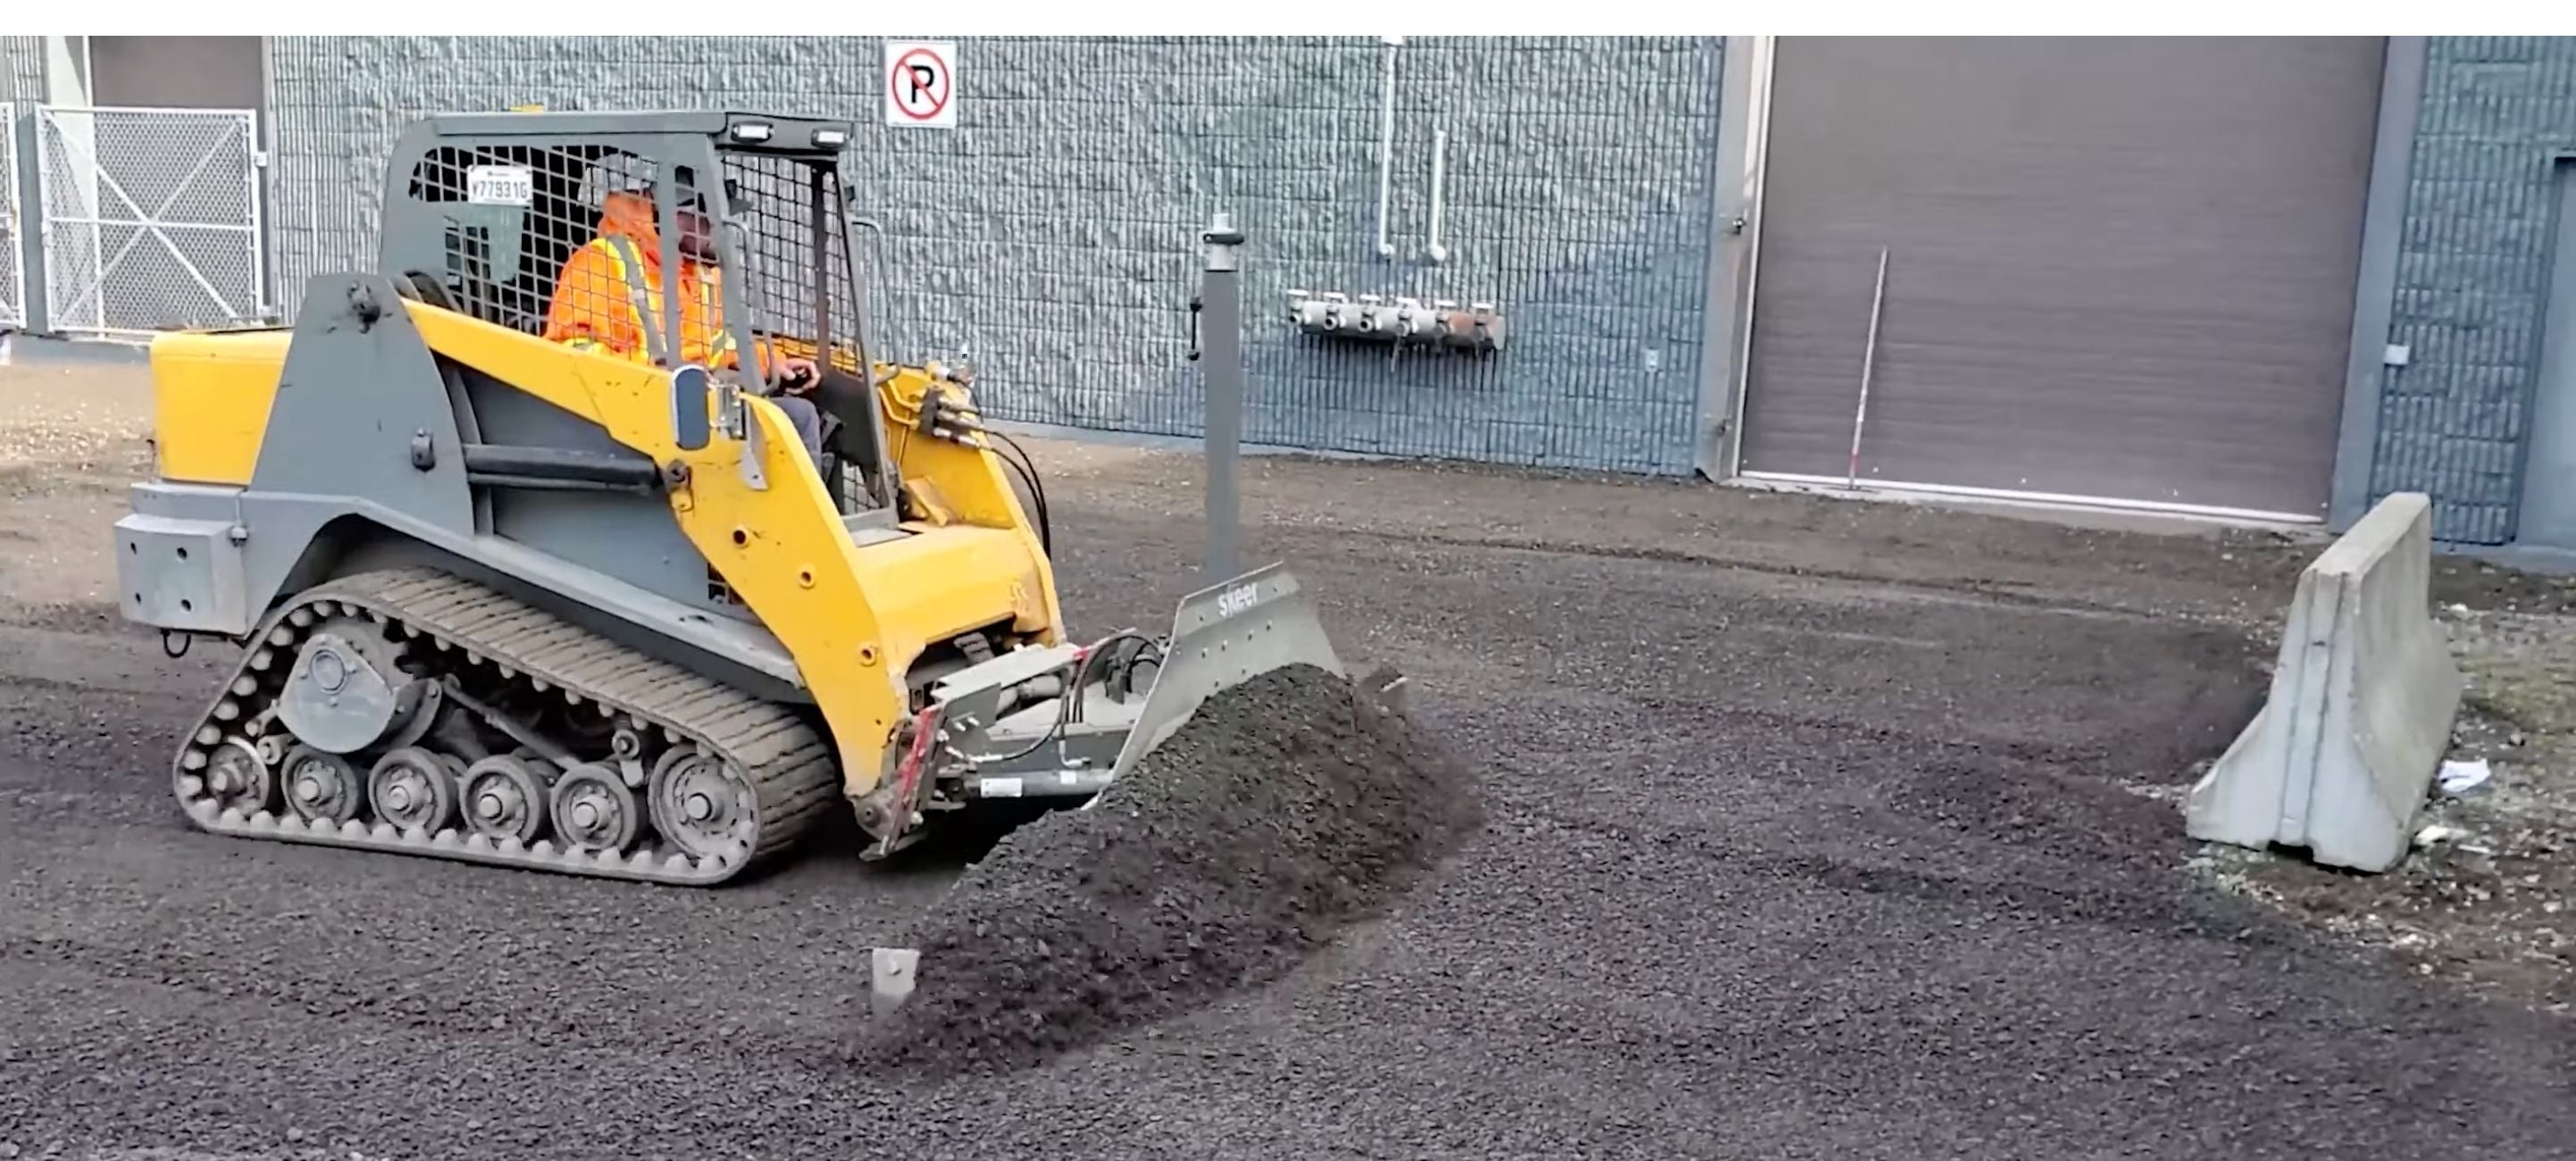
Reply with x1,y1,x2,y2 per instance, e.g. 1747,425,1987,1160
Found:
884,40,957,129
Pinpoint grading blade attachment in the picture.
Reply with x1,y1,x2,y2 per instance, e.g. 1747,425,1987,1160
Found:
1101,562,1346,783
883,561,1401,831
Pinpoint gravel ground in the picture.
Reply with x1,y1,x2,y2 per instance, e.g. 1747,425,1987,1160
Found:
4,363,2575,1159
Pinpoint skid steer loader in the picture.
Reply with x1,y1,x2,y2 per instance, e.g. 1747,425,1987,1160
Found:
111,109,1357,886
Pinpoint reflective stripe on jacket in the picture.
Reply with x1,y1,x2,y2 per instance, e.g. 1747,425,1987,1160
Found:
540,190,767,372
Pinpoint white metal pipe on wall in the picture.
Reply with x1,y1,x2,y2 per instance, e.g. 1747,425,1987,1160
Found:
1374,36,1400,260
1426,127,1448,264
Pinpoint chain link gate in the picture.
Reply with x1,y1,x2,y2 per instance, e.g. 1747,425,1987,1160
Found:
0,103,21,330
36,105,263,339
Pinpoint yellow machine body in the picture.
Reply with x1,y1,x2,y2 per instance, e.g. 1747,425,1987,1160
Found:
146,306,1064,802
147,329,290,486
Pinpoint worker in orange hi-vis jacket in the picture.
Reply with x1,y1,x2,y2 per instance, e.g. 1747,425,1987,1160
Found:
541,188,827,467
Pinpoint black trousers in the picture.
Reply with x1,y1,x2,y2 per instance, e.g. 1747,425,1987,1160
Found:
790,363,888,488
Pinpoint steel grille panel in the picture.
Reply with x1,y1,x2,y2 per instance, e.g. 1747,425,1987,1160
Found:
35,105,263,338
718,152,875,513
401,144,868,373
719,150,869,376
405,142,659,340
721,151,881,514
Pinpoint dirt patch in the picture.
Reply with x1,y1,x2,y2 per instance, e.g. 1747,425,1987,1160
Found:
0,360,155,473
0,361,156,616
2426,557,2576,618
2199,607,2576,1014
2031,620,2272,783
2218,530,2576,621
852,663,1482,1075
1880,619,2268,879
1891,755,2202,874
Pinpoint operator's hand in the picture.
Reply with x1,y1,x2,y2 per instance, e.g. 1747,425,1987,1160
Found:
777,356,818,393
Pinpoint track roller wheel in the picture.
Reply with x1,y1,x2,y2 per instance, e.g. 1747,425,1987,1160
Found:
461,755,549,845
185,737,278,817
280,745,364,825
550,763,643,855
648,744,756,863
368,747,457,833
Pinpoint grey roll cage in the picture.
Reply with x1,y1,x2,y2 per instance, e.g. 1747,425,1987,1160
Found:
374,109,893,507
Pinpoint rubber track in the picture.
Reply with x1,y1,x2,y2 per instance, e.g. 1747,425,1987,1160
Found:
167,566,842,886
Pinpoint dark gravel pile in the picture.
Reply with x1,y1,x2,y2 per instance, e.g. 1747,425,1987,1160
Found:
854,662,1482,1074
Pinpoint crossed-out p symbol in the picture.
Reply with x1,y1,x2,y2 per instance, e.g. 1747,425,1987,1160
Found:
888,44,953,126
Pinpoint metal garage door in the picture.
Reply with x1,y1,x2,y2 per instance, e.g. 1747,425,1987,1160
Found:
1737,37,2385,520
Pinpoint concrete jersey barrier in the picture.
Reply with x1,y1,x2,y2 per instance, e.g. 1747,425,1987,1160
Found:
2184,492,2463,873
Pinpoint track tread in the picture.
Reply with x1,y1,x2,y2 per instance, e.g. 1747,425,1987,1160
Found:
168,566,843,887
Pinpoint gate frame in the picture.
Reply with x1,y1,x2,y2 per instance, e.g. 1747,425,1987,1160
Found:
0,100,21,331
33,102,265,341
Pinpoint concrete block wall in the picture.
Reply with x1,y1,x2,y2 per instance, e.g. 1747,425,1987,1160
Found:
2380,37,2576,544
265,37,1726,475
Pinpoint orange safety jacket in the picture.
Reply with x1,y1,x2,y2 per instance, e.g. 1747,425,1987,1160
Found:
540,191,782,375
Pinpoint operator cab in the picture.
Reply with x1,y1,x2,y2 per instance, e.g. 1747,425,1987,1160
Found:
377,111,894,521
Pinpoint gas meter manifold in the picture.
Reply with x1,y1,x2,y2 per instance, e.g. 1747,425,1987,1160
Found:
1284,289,1504,355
